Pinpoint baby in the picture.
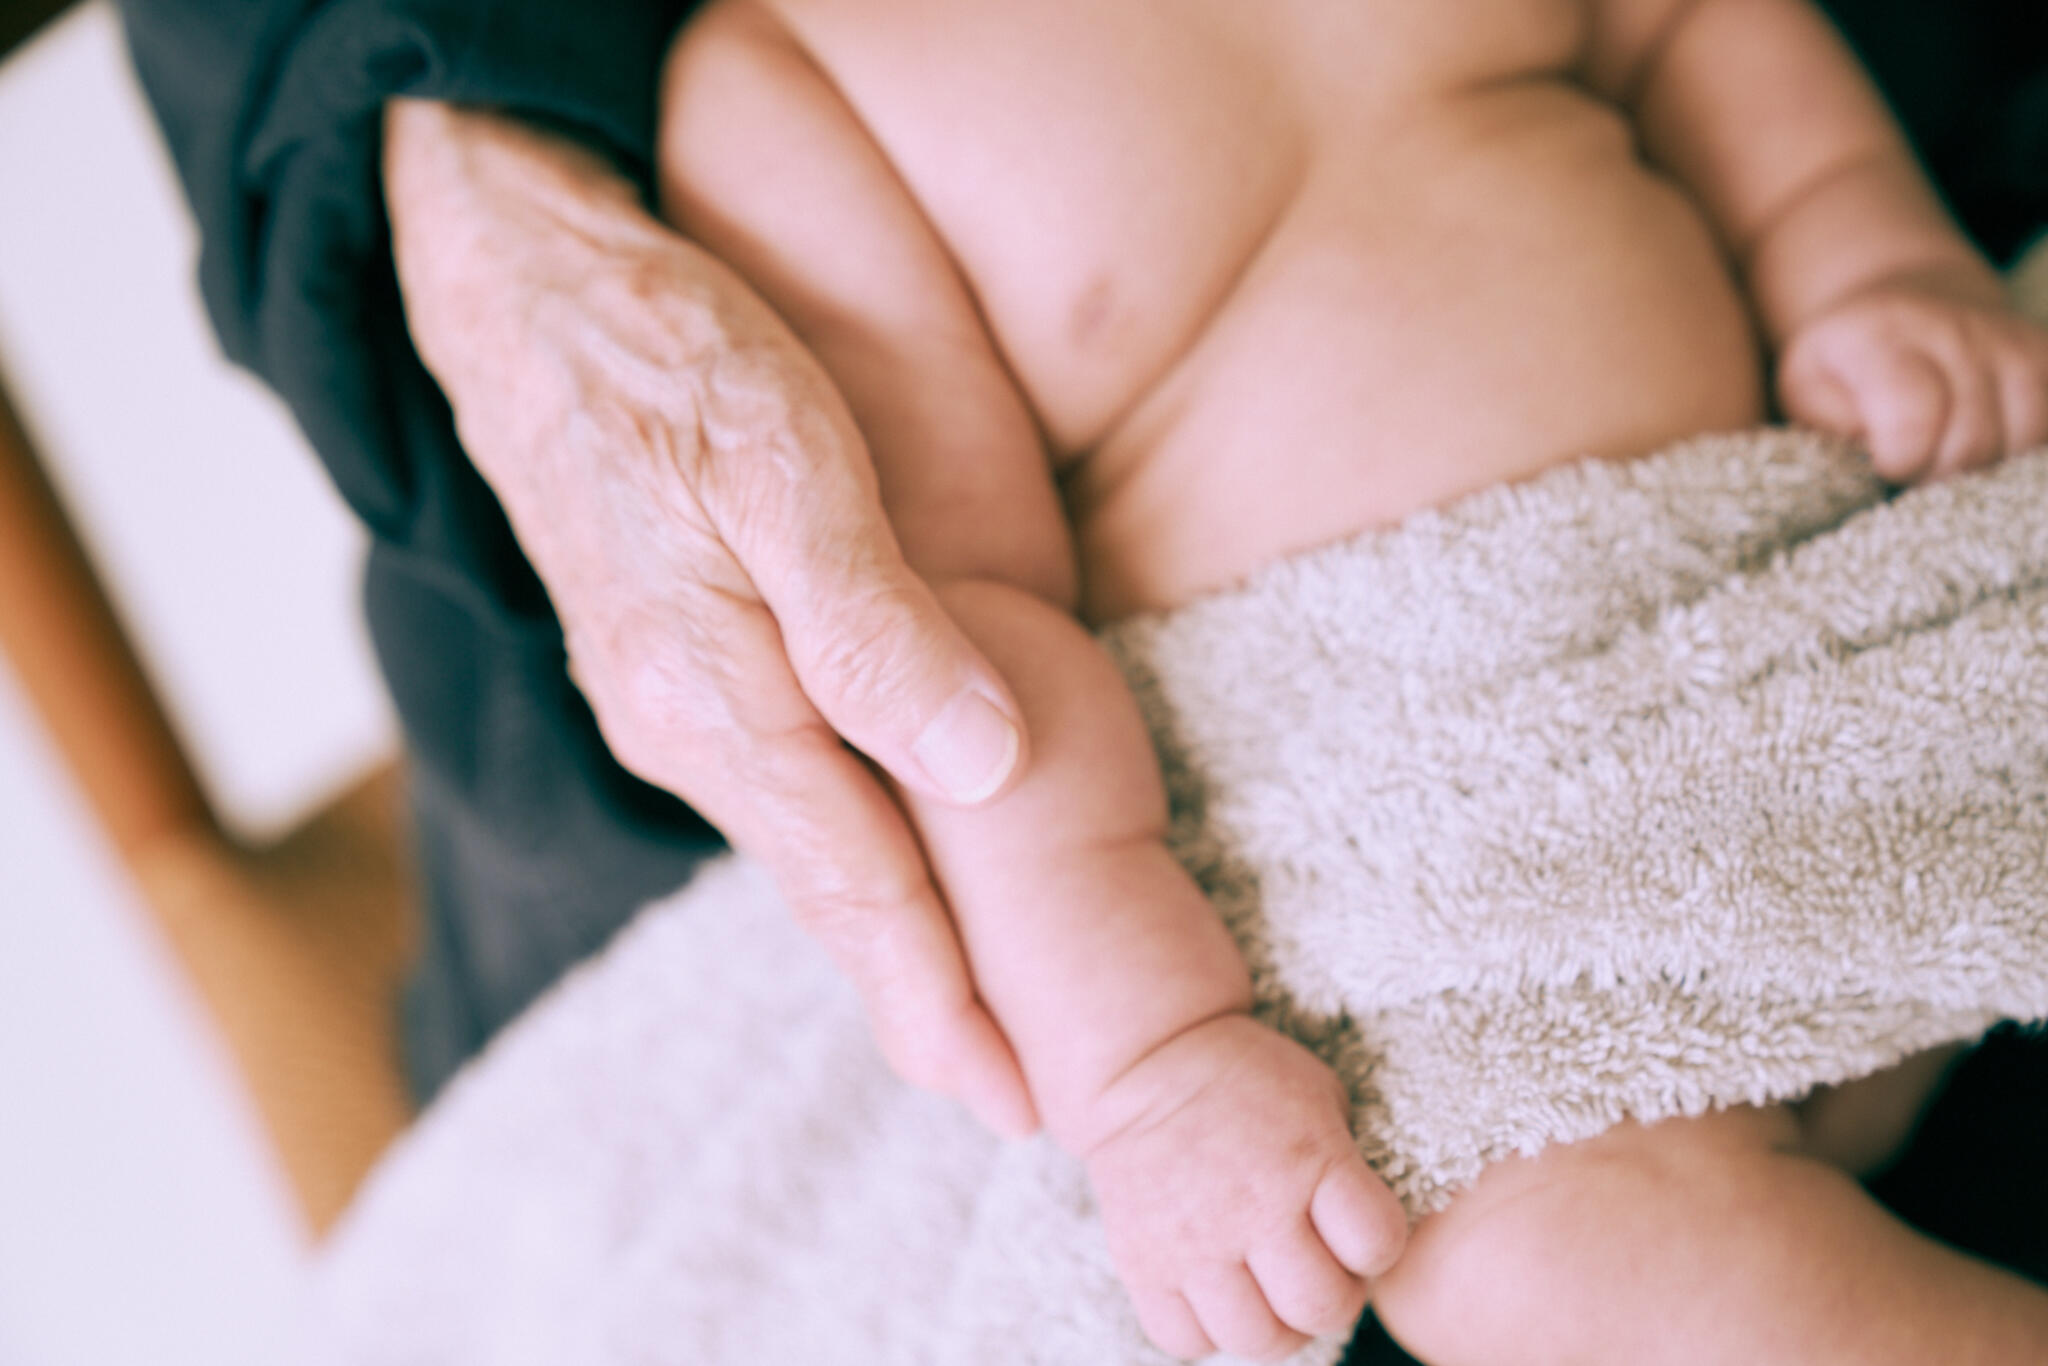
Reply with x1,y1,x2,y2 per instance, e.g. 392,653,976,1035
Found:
655,1,2048,1361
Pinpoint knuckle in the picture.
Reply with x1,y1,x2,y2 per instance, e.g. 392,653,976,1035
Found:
791,885,867,939
783,826,912,915
587,636,729,790
617,648,694,739
609,653,711,777
700,346,803,450
694,345,859,508
784,860,933,965
792,585,930,716
597,589,794,784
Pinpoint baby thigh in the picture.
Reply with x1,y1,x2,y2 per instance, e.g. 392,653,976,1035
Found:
1371,1103,2048,1366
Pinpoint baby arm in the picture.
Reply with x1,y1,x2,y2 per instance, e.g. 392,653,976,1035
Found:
921,582,1403,1359
657,6,1403,1358
918,582,1406,1359
1589,0,2048,479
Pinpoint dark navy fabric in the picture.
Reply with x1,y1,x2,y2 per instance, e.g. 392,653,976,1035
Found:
118,0,722,1101
1824,0,2047,266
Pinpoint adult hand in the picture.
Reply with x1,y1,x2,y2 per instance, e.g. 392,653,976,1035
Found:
382,99,1038,1136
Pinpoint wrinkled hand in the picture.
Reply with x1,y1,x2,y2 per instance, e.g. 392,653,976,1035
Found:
382,99,1036,1135
1084,1017,1407,1362
1779,266,2048,482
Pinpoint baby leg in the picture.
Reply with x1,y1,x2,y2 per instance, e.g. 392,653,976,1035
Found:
1793,1044,1966,1177
1373,1102,2048,1366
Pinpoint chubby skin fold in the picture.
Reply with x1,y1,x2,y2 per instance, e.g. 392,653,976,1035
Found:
1375,1104,2048,1366
656,0,2048,1359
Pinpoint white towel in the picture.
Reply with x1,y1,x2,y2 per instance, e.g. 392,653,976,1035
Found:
304,431,2048,1366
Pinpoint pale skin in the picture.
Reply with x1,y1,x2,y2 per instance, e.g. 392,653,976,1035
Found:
657,0,2048,1361
383,100,1043,1134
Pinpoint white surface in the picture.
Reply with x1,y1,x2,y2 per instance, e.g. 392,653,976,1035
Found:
0,665,306,1366
0,1,393,841
0,6,394,1365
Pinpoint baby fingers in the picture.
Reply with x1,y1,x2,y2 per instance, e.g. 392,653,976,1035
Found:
1310,1153,1408,1278
1187,1262,1311,1363
1921,321,2006,477
1918,303,2048,473
1837,336,1952,482
1779,280,2048,483
1247,1215,1373,1339
1129,1287,1214,1363
1997,341,2048,454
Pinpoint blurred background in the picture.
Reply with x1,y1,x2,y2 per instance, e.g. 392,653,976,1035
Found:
0,5,395,1362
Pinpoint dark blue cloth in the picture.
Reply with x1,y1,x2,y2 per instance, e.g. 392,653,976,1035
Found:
118,0,723,1099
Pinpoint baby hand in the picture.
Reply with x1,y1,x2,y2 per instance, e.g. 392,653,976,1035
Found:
1080,1016,1406,1362
1778,269,2048,483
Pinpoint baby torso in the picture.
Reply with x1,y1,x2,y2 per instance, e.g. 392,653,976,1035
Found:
723,0,1765,619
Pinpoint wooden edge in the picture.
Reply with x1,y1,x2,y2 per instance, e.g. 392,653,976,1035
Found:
0,373,221,863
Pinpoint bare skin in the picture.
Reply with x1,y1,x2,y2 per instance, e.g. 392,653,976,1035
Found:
657,0,2048,1359
384,102,1042,1137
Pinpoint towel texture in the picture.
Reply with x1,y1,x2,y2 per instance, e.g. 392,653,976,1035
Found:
1108,431,2048,1215
304,432,2048,1366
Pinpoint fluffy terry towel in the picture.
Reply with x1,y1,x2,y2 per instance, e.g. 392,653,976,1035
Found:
304,431,2048,1366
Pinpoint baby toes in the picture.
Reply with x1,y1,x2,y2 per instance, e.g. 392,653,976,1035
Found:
1188,1262,1310,1363
1248,1215,1371,1339
1309,1155,1408,1278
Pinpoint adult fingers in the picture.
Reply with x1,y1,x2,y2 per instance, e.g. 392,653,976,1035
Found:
781,562,1027,808
581,583,1035,1136
675,375,1039,1122
686,318,1028,810
745,720,1036,1136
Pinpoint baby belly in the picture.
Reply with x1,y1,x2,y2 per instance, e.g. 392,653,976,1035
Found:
1068,104,1766,623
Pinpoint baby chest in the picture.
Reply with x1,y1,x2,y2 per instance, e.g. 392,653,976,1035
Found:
765,0,1592,452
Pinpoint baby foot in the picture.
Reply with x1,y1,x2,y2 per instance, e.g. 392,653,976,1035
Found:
1079,1014,1407,1362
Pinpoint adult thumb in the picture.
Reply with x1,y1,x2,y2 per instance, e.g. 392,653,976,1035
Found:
771,552,1028,808
685,295,1029,807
